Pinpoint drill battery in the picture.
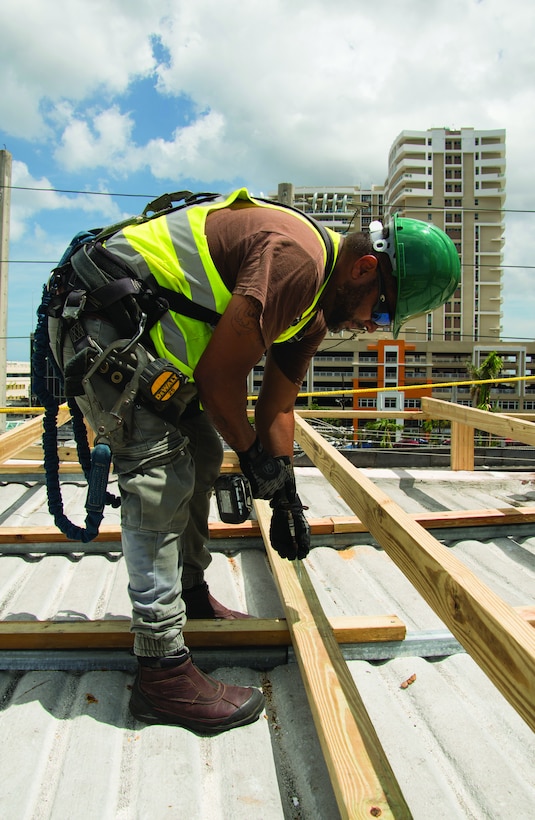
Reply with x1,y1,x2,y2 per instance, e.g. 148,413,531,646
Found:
214,474,253,524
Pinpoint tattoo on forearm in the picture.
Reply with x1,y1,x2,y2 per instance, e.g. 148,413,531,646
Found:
232,298,261,336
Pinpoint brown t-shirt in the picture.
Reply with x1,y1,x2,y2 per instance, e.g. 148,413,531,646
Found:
206,202,327,385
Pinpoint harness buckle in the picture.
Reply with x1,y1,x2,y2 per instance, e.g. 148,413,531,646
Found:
62,289,87,321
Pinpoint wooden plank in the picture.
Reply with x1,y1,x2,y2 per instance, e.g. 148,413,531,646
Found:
294,414,535,733
254,499,411,819
3,506,535,546
0,615,406,651
0,407,70,463
0,448,241,474
451,419,475,471
422,397,535,445
516,606,535,628
1,607,531,652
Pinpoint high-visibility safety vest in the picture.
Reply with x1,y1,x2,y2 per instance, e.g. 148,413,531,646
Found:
104,188,340,379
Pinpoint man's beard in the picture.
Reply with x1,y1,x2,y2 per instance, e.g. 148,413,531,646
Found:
324,279,376,333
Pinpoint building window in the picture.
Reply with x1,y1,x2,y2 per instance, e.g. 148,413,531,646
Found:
445,199,452,207
359,398,376,408
499,400,519,410
384,397,397,408
404,398,421,409
427,182,432,190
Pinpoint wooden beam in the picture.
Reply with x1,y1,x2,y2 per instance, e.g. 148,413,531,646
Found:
254,500,411,819
0,615,406,651
451,419,475,471
0,407,71,464
3,506,535,546
422,397,535,445
294,414,535,734
1,607,532,652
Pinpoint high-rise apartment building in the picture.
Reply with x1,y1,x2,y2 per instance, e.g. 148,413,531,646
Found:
385,127,505,344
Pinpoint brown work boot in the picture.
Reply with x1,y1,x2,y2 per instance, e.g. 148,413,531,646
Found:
183,581,252,619
129,653,264,735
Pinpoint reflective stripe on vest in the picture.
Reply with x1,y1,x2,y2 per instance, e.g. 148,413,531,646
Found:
104,188,339,378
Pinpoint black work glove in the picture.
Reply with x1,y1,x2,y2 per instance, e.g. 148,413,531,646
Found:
237,437,289,499
269,461,310,560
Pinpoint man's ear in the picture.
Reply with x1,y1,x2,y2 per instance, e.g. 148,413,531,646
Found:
351,254,378,280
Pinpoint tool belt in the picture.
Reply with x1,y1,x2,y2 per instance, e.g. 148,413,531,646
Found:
46,241,197,437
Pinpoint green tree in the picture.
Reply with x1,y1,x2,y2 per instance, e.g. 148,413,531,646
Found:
422,418,448,444
466,351,503,445
466,351,503,410
364,418,398,448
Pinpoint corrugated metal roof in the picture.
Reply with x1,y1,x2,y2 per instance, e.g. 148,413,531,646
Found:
1,467,535,819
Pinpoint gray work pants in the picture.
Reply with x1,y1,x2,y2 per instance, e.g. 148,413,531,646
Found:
48,314,223,657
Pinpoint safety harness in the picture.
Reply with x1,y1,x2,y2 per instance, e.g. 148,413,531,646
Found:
32,191,336,542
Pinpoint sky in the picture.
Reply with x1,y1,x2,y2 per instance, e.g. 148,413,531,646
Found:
1,0,534,361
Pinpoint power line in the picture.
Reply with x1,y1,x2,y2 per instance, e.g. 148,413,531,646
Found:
1,184,154,199
4,259,535,271
1,183,535,215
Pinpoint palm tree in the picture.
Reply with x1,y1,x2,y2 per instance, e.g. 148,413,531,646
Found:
466,351,503,445
364,418,398,448
466,351,503,410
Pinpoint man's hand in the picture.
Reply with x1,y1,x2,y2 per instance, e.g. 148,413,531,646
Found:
237,437,288,499
268,460,310,560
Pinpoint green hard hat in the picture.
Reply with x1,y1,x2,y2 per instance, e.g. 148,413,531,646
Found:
369,215,461,338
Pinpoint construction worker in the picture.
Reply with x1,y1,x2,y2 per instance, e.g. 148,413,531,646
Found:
45,188,460,734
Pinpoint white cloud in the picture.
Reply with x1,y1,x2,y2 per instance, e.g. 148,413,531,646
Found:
0,0,162,138
55,107,136,171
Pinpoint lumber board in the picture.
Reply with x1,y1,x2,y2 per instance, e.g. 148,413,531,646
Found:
255,500,411,820
3,506,535,545
0,407,71,463
294,414,535,734
0,615,406,651
451,419,475,471
1,608,531,652
0,449,241,474
423,397,535,445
